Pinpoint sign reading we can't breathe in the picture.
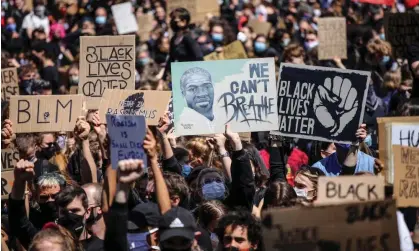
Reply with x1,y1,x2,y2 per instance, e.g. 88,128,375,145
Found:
272,64,370,144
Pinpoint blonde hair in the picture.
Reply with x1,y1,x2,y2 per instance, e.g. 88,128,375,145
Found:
185,137,212,166
383,69,401,90
367,39,392,57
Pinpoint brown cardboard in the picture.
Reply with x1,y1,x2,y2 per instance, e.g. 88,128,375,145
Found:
204,40,248,61
9,95,84,133
1,170,14,199
137,14,154,42
1,68,19,102
79,35,136,109
317,17,347,60
248,19,272,36
1,149,19,172
69,86,78,94
316,176,385,206
262,200,399,251
384,13,419,59
166,0,219,24
393,145,419,207
99,89,171,125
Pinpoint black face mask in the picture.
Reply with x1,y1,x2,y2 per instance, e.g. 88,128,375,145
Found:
86,207,102,226
39,201,58,222
40,144,57,160
21,79,34,95
57,212,85,238
170,20,181,32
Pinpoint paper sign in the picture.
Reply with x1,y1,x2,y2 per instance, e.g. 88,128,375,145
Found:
271,63,370,144
317,18,347,60
106,114,147,170
99,90,171,125
1,170,14,199
248,19,272,36
137,14,154,42
166,0,219,24
1,149,19,171
316,176,385,206
111,2,138,35
204,40,248,61
355,0,394,5
9,95,83,133
262,200,399,251
1,68,19,102
171,58,278,136
79,35,136,109
393,145,419,207
384,13,419,59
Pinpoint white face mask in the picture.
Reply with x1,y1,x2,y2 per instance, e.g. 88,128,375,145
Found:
294,187,307,198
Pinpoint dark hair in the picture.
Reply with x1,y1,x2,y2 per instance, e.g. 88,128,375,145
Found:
162,172,190,204
263,181,297,209
170,8,190,25
15,133,37,157
55,186,88,210
243,142,269,188
31,79,52,93
309,141,333,165
215,210,262,248
399,98,419,116
197,200,227,230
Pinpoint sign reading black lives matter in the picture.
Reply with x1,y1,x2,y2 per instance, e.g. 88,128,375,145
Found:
271,64,370,144
79,35,135,109
384,13,419,59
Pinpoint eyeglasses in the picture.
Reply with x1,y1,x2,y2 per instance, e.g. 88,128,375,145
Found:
39,192,59,201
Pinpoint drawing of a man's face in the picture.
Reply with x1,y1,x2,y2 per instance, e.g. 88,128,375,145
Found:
181,68,214,116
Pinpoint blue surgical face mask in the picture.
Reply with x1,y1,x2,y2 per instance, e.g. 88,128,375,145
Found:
182,164,192,177
202,181,225,200
254,42,267,53
6,23,16,32
281,38,290,47
211,33,223,43
127,232,150,251
95,16,107,25
139,57,150,66
364,134,372,147
381,55,390,65
379,33,385,40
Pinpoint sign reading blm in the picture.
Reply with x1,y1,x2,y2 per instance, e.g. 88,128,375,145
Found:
171,58,278,136
272,64,370,144
79,35,135,109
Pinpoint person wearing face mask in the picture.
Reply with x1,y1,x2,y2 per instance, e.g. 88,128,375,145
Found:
293,166,324,201
94,7,112,35
82,183,106,240
197,168,228,202
210,23,225,48
21,3,50,39
253,35,269,57
304,30,319,51
68,64,80,86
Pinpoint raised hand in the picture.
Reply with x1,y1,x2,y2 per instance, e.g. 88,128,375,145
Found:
1,119,15,147
157,111,170,135
224,124,242,151
91,112,106,143
144,128,157,159
118,159,144,185
313,76,358,137
74,117,90,141
14,159,35,182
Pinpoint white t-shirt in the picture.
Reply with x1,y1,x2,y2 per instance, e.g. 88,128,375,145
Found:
177,107,218,135
22,13,50,37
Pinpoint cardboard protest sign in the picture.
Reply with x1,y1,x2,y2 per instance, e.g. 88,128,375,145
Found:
1,170,14,199
317,17,347,60
166,0,219,24
111,2,138,35
69,86,78,94
9,95,84,133
171,58,278,136
384,13,419,59
393,145,419,207
106,114,147,170
1,68,19,102
79,35,135,109
1,149,19,172
316,176,385,206
262,200,399,251
248,19,272,36
204,41,248,61
271,63,370,144
99,89,171,126
355,0,394,5
137,14,154,42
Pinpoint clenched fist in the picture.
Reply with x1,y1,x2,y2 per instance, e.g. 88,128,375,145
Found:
74,117,90,140
118,159,144,185
15,159,35,182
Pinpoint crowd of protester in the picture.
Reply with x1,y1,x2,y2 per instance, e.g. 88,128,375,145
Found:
1,0,419,250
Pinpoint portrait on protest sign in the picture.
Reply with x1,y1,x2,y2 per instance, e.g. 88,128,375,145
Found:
106,114,147,170
111,2,138,35
99,89,171,125
384,13,419,59
271,63,370,144
79,35,135,109
317,17,347,60
393,145,419,207
9,95,84,133
1,68,19,102
171,58,278,136
262,200,399,251
1,149,19,172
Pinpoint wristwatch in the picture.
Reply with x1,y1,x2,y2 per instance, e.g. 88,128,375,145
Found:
218,151,230,158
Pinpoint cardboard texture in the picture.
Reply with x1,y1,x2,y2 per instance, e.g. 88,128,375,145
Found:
137,14,154,42
376,116,419,184
1,170,14,199
69,86,78,94
9,95,84,133
79,35,136,109
384,13,419,59
317,17,347,60
166,0,219,24
393,145,419,207
99,90,171,126
112,2,138,35
248,19,272,36
204,41,248,61
1,68,19,102
1,149,19,172
316,176,385,206
262,200,400,251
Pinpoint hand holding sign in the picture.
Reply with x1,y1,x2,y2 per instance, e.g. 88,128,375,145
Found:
144,128,157,159
1,119,15,147
14,159,35,182
313,76,358,136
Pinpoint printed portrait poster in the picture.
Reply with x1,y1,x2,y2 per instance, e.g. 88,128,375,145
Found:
171,58,278,136
272,64,370,144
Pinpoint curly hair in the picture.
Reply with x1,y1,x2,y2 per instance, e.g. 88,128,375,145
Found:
282,43,305,63
185,137,212,167
366,39,392,58
162,172,190,204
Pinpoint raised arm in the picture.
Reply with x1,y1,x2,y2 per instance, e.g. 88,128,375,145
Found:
74,117,98,184
209,134,232,181
157,113,182,174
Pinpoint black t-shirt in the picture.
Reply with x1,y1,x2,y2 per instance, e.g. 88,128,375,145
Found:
41,65,60,93
82,235,104,251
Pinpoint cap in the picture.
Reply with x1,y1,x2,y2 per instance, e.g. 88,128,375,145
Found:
128,202,161,231
158,207,197,242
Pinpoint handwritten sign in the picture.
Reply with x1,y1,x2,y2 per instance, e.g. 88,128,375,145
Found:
9,95,83,133
99,90,171,125
384,13,419,59
1,149,19,171
1,170,14,199
111,2,138,35
316,176,385,206
171,58,278,136
204,41,248,61
79,35,135,109
106,114,147,170
317,17,347,60
271,64,370,144
248,19,272,36
166,0,219,24
262,200,399,251
137,14,154,42
393,145,419,207
1,68,19,102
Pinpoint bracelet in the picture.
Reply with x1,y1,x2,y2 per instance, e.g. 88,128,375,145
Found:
218,152,230,158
